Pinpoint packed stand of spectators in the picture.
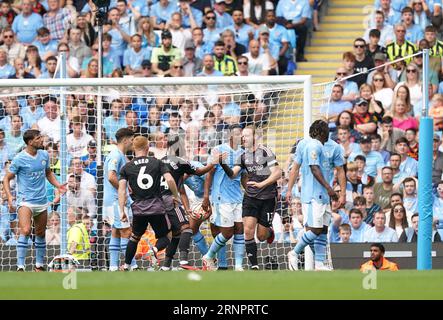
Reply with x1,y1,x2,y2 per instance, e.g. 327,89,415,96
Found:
0,0,323,247
275,0,443,244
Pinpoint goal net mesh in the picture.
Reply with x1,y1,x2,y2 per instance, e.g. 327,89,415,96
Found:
0,78,330,271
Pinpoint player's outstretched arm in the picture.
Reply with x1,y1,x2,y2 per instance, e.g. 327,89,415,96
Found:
3,171,16,213
46,169,67,194
202,167,215,212
310,165,337,200
286,162,301,203
163,172,181,204
118,179,128,222
220,163,242,179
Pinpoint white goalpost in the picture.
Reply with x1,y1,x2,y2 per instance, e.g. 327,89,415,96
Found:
0,75,334,271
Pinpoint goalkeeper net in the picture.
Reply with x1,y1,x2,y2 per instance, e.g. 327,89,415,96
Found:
0,75,333,271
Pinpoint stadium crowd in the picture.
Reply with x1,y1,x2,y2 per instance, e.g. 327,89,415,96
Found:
0,0,442,269
279,0,443,245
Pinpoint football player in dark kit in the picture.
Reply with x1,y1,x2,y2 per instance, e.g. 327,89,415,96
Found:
118,136,181,270
160,134,219,270
216,126,282,270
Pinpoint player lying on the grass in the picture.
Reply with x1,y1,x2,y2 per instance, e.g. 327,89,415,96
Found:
201,125,245,271
287,120,346,270
3,129,67,272
286,120,339,271
214,126,281,270
118,136,181,271
103,128,138,271
160,135,219,270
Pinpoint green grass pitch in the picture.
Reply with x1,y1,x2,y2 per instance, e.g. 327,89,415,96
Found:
0,270,442,300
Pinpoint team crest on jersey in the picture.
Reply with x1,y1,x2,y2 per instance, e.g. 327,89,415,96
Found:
310,150,317,160
42,160,47,166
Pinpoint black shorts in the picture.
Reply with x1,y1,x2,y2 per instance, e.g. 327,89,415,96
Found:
242,195,276,228
132,214,170,239
167,206,189,233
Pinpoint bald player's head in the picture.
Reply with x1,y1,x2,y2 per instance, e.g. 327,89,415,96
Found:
133,136,149,154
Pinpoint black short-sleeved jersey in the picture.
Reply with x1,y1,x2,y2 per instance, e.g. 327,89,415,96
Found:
160,155,197,196
237,145,278,200
120,156,169,201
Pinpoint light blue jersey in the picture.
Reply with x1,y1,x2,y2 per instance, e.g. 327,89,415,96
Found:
12,13,44,44
9,149,50,206
323,139,345,186
364,226,398,242
224,24,254,49
296,138,330,204
103,115,126,142
103,148,126,206
184,161,205,199
350,222,370,243
209,143,244,204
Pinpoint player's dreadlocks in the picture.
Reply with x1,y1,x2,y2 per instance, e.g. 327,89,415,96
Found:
309,119,329,141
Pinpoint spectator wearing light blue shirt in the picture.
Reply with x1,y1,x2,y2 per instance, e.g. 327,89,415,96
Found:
224,9,254,49
193,27,214,60
329,199,350,243
4,115,25,160
349,135,385,178
150,0,178,29
32,27,58,62
106,7,132,61
320,84,353,130
130,0,150,17
103,100,127,143
349,208,371,243
374,0,402,26
202,10,223,46
276,0,310,62
11,0,44,45
0,100,31,133
364,211,398,242
21,95,45,127
177,0,203,28
374,0,408,15
213,0,234,29
402,6,423,44
394,137,418,177
123,34,152,75
0,48,15,79
263,10,290,74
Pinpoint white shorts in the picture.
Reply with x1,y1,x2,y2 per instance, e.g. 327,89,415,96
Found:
103,203,132,229
18,202,48,217
210,203,242,228
302,200,331,228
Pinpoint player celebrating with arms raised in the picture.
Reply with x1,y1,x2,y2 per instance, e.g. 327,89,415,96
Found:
3,129,67,271
118,136,181,270
287,120,338,271
215,126,282,270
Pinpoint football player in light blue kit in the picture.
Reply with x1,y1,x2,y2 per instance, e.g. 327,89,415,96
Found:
3,129,67,271
286,120,338,271
202,125,245,271
183,161,210,257
103,128,136,271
